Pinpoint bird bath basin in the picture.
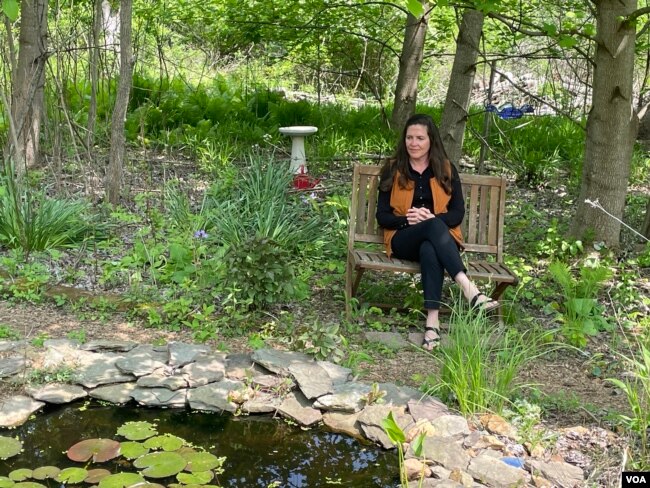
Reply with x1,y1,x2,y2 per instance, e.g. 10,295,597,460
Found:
279,126,318,173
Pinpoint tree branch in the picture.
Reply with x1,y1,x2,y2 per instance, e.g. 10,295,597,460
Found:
627,5,650,23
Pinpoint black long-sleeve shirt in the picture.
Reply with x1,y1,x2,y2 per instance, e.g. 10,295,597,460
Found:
376,163,465,230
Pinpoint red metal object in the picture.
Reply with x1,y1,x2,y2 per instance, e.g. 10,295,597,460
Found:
292,165,320,190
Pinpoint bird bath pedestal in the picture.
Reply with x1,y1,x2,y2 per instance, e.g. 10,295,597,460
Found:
279,126,318,173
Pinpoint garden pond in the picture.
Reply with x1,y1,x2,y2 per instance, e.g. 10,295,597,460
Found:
0,401,400,487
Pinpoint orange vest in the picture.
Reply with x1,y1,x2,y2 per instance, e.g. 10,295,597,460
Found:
383,171,463,257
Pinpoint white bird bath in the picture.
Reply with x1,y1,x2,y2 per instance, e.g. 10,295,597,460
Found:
279,126,318,173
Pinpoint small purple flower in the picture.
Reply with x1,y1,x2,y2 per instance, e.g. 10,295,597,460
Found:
194,230,209,239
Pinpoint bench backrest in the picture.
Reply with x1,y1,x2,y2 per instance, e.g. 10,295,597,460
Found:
348,164,507,262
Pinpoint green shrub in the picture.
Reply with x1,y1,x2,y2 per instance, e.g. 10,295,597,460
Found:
221,236,306,307
548,260,612,347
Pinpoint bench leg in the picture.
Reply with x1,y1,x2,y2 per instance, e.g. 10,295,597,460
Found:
345,257,353,320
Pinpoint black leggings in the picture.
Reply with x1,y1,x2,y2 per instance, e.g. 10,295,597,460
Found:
391,218,465,310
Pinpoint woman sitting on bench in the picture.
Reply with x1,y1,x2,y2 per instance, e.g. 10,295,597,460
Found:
376,113,499,350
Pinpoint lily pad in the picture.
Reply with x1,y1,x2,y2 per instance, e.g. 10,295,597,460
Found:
12,483,45,488
0,476,15,488
176,471,213,485
143,435,184,452
0,437,22,460
85,469,112,484
117,421,157,441
55,467,88,484
98,473,145,488
119,441,149,460
182,452,224,473
133,452,187,478
67,439,121,463
130,484,165,488
8,470,32,482
31,467,60,480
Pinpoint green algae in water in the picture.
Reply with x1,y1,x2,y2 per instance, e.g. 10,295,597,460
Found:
0,402,399,487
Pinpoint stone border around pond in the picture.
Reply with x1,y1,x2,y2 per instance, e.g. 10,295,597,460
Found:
0,339,585,487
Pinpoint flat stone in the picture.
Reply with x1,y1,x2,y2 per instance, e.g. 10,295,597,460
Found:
364,331,410,350
289,362,332,399
312,382,372,412
181,356,226,387
168,342,211,368
357,404,412,449
74,353,136,388
188,379,244,413
251,374,291,390
404,458,431,481
130,387,187,408
408,398,450,421
44,338,80,349
322,411,363,439
379,383,425,405
80,340,137,352
137,371,188,390
0,340,27,353
116,345,167,377
419,437,470,471
89,383,138,404
527,460,584,488
27,383,87,404
429,414,471,438
277,390,323,427
251,348,313,376
42,342,85,369
316,360,351,385
480,413,518,440
468,452,526,487
241,391,282,414
0,395,45,427
0,357,27,378
225,353,255,380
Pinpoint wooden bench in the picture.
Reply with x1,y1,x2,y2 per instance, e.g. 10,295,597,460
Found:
345,163,518,318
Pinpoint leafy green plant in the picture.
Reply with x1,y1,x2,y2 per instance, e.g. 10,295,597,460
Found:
607,339,650,469
209,155,322,252
425,297,547,415
67,329,87,344
295,321,346,362
382,411,426,488
0,166,96,258
0,324,20,340
221,236,306,308
28,366,75,384
548,260,612,347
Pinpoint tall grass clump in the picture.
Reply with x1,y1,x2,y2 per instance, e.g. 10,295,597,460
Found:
425,298,548,415
608,335,650,469
207,156,323,307
0,164,95,257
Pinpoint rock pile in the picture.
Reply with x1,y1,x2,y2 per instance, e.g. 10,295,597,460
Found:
1,339,589,487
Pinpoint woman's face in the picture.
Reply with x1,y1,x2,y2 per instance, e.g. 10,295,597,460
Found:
405,124,430,162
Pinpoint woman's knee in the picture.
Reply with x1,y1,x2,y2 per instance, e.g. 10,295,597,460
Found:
423,218,454,246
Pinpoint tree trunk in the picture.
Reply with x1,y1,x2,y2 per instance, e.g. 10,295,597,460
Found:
8,0,48,176
106,0,133,204
390,3,429,131
440,8,484,166
569,0,639,247
87,0,103,156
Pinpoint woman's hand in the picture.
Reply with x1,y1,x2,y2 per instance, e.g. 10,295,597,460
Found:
406,207,435,225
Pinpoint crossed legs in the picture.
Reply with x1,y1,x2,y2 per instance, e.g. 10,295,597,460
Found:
391,218,497,349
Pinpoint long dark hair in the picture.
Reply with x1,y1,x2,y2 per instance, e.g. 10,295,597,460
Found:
379,113,452,193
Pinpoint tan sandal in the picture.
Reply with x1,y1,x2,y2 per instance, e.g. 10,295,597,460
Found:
422,326,440,351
